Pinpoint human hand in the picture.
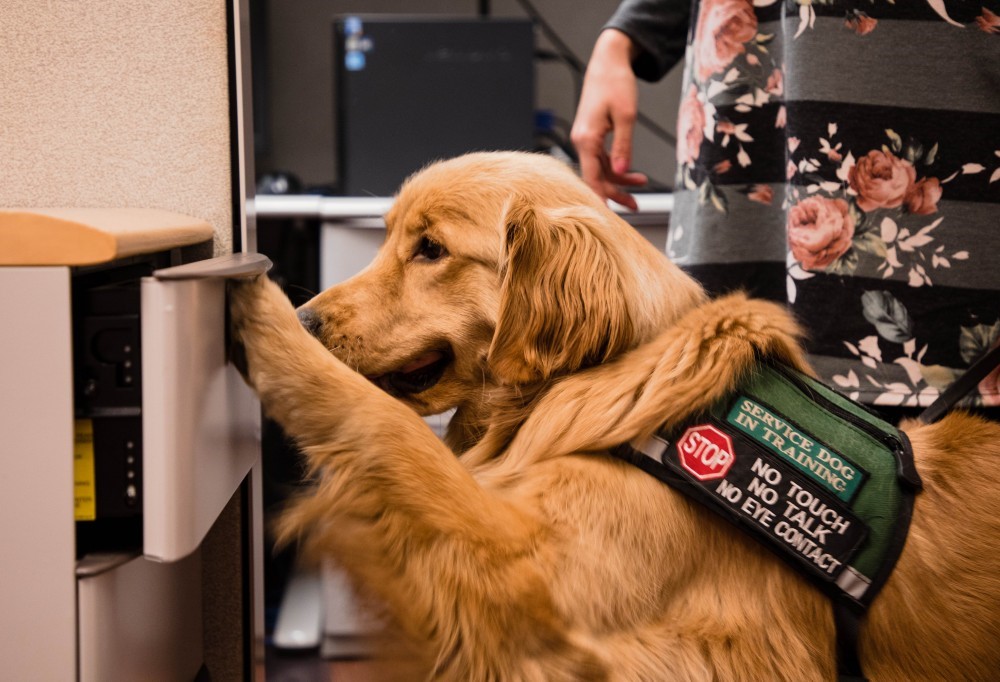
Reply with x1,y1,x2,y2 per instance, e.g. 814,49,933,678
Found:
571,29,648,211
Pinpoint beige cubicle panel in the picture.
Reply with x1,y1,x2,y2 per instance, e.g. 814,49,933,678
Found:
0,1,237,255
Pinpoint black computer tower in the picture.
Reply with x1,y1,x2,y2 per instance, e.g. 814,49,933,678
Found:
334,16,535,196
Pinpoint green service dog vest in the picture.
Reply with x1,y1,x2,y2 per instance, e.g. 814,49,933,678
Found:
612,362,922,611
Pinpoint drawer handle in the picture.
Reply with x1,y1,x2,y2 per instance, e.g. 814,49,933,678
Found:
152,252,272,280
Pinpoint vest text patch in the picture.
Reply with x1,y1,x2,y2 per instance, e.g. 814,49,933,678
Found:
646,418,870,585
727,397,867,502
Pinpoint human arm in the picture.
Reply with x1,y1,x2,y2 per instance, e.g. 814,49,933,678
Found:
570,0,691,209
571,29,647,209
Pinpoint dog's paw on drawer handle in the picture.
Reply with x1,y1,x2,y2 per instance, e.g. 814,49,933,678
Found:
226,276,264,381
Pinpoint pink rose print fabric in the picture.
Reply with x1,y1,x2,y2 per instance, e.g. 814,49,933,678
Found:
787,197,854,270
694,0,758,80
677,85,707,165
848,150,917,212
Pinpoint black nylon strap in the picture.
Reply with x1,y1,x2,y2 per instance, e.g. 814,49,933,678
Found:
834,600,867,682
919,343,1000,424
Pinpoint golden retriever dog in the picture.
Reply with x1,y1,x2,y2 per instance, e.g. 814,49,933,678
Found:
230,151,1000,680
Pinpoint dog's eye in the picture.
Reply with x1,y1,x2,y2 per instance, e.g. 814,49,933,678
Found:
413,236,447,262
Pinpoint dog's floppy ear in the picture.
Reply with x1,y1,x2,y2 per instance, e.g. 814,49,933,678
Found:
487,197,636,385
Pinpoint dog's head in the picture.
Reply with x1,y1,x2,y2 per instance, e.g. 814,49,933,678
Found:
297,152,703,419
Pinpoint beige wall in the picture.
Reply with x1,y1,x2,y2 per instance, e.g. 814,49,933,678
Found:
0,0,236,255
257,0,683,192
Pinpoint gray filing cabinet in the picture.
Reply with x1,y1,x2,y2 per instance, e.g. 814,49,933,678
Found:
0,208,268,680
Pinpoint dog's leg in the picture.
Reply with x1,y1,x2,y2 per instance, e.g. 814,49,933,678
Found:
506,293,808,465
230,277,607,679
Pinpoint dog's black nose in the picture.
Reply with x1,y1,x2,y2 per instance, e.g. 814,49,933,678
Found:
297,307,323,338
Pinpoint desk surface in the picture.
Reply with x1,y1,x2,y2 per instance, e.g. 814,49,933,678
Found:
253,193,673,226
0,208,213,266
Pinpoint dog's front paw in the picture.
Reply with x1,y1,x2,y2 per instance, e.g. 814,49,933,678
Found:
228,274,266,330
227,276,265,383
228,275,303,384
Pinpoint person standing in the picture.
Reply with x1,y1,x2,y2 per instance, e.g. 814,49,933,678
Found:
572,0,1000,413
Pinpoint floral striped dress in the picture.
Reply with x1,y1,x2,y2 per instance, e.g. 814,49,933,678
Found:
607,0,1000,409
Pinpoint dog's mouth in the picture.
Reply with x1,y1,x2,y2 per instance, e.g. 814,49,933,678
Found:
369,349,452,396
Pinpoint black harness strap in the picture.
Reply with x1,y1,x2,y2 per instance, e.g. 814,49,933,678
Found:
834,601,867,682
919,343,1000,424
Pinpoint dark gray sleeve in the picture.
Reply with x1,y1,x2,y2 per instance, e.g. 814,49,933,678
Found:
604,0,691,82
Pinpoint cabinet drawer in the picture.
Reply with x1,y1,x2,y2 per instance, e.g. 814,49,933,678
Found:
141,253,268,562
77,552,202,682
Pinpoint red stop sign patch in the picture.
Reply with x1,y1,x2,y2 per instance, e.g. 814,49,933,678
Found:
677,424,735,481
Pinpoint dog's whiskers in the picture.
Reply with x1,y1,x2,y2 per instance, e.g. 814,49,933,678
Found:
287,284,318,300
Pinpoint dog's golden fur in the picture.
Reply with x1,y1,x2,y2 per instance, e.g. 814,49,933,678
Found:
231,151,1000,680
